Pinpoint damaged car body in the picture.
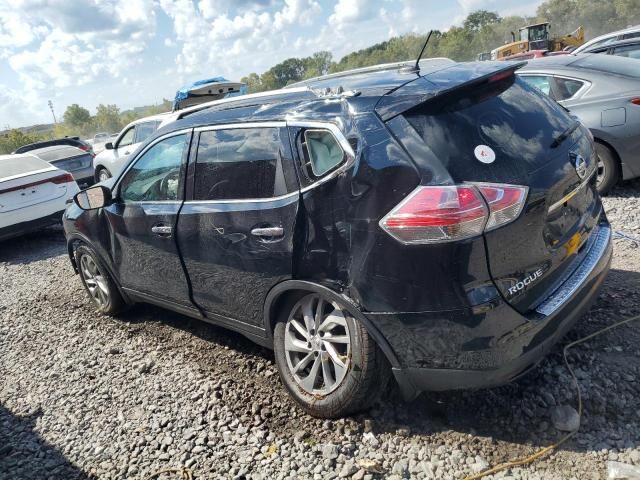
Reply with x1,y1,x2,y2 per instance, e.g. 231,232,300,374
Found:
63,58,612,418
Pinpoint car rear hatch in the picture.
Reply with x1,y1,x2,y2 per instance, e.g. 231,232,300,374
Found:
382,63,602,314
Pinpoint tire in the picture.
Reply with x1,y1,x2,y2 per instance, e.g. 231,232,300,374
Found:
95,167,111,184
273,292,388,418
75,245,125,315
594,142,620,195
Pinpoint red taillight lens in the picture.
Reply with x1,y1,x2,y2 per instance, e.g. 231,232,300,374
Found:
51,173,75,184
379,186,488,244
380,184,528,244
631,98,640,106
476,184,528,231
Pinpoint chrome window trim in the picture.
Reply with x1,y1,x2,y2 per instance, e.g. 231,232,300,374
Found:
184,190,299,205
114,128,193,201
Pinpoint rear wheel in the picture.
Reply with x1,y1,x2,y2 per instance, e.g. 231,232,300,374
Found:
273,292,387,418
76,245,124,315
95,167,111,183
594,142,619,195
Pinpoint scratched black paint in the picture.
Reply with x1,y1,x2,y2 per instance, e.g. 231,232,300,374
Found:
64,59,612,398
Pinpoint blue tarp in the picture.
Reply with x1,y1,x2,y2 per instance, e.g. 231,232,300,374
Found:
173,77,248,111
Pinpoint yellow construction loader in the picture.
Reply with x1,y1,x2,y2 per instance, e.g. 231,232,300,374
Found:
490,23,585,60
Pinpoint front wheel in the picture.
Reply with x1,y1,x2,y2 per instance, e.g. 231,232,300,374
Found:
76,245,124,315
273,292,387,418
95,167,111,183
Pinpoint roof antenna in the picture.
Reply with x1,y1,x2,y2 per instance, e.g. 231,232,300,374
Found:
405,30,433,74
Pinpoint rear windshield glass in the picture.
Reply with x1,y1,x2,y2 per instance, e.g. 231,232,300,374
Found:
573,54,640,78
403,76,575,183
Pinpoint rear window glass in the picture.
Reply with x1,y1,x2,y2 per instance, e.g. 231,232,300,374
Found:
573,55,640,78
194,128,294,201
403,77,574,183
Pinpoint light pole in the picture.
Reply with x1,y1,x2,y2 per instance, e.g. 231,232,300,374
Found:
48,100,57,124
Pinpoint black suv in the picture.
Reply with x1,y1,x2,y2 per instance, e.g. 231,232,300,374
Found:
64,59,612,418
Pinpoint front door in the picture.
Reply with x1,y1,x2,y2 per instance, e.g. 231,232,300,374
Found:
104,131,192,306
177,125,300,326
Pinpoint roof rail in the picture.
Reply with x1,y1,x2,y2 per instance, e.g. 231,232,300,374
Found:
175,86,315,120
286,58,454,88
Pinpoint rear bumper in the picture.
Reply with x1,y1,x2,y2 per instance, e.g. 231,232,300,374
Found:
0,209,65,242
369,223,613,400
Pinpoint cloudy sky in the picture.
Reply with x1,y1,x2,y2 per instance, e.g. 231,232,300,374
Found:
0,0,543,128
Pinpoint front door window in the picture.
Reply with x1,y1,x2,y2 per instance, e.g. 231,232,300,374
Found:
120,134,187,202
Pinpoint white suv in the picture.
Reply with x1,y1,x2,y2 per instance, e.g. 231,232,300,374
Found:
93,113,173,182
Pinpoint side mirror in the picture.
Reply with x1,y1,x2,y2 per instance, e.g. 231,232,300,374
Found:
74,185,112,210
105,142,113,150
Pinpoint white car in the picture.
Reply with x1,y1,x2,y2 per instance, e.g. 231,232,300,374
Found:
93,79,247,182
92,113,170,182
0,154,79,241
573,25,640,53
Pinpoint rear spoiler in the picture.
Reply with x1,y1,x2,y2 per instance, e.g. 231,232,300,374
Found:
375,61,527,121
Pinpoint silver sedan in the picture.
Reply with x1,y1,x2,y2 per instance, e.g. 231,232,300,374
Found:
518,53,640,193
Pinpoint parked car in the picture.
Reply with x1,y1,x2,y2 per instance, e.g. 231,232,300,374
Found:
501,49,569,61
64,58,611,418
579,38,640,59
573,25,640,54
93,132,110,143
0,154,78,241
92,115,165,183
518,53,640,193
14,136,93,155
29,145,94,187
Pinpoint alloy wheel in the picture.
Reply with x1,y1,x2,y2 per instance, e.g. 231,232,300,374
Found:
98,170,110,182
284,295,351,396
79,254,110,308
596,155,605,189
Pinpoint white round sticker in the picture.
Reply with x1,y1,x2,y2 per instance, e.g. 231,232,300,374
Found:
474,145,496,164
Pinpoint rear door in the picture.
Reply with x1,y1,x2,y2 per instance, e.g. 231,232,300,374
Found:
103,131,192,305
177,124,300,326
399,75,601,314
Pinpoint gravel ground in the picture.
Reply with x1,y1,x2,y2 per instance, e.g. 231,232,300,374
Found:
1,180,640,480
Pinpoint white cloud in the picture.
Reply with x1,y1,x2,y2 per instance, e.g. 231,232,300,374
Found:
329,0,376,30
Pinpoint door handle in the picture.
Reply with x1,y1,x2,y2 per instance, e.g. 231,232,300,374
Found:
151,224,172,236
124,151,130,155
250,227,284,238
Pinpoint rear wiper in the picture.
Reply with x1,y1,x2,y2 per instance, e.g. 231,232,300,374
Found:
551,120,580,149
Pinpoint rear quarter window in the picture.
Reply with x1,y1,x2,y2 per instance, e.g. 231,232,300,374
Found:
403,76,574,183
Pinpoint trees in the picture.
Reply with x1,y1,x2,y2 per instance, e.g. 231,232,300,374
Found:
464,10,501,31
63,104,91,129
0,129,45,154
94,104,122,133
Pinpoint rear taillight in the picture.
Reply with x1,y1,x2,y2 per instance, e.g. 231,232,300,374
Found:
631,98,640,106
380,184,528,244
51,173,75,184
475,184,528,231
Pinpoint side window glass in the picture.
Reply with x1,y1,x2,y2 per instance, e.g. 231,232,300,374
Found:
118,127,136,148
622,32,640,40
194,128,290,201
613,44,640,59
301,129,345,179
521,75,551,96
554,77,585,100
135,122,158,144
120,134,187,202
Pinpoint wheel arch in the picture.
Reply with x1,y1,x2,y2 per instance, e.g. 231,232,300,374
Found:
263,280,401,369
66,234,132,304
